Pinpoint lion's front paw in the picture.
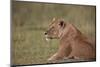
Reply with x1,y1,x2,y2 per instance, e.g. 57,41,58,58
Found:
47,58,60,63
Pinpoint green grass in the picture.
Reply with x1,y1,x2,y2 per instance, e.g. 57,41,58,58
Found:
12,1,96,65
12,27,59,65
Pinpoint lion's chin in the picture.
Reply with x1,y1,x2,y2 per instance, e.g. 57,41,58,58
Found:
45,37,54,42
46,37,50,42
45,35,50,42
45,35,58,42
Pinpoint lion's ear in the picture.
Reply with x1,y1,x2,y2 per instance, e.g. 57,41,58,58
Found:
59,20,65,28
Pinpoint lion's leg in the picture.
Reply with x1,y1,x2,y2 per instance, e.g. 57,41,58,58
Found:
48,50,68,62
48,53,62,61
48,45,72,63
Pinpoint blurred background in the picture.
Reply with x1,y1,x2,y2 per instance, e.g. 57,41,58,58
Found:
12,1,96,65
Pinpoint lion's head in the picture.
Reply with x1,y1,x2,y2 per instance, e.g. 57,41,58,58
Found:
44,18,66,40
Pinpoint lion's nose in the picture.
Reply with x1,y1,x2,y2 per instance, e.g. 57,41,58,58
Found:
44,32,47,35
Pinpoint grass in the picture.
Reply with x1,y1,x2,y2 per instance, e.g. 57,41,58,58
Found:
12,27,59,65
12,1,96,65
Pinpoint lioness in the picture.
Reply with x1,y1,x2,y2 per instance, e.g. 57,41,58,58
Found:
44,18,96,63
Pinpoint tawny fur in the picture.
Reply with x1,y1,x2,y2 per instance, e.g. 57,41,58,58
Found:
45,18,96,62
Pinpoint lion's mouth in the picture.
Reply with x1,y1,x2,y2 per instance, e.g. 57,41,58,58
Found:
45,35,58,41
47,37,53,39
45,35,53,41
